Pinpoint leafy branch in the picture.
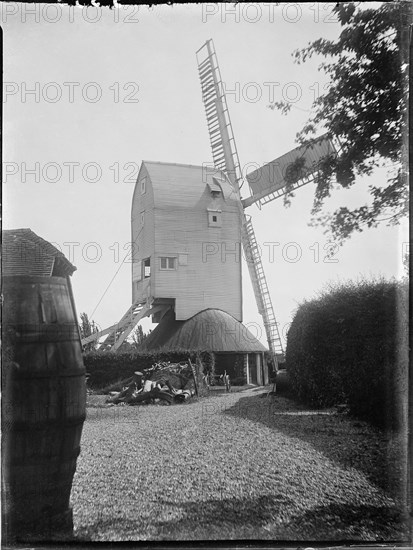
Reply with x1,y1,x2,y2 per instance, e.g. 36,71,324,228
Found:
271,2,410,243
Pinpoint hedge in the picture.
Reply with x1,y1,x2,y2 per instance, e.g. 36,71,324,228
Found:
83,349,215,390
285,278,408,429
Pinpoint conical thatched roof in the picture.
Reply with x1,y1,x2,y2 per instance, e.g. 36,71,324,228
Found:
142,309,267,353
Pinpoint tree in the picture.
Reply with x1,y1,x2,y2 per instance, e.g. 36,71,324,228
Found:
130,325,151,351
115,326,151,352
271,2,409,242
79,312,100,352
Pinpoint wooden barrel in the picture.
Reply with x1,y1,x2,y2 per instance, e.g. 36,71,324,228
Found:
2,276,86,542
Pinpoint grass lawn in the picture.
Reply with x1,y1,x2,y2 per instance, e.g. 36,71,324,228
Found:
71,387,409,541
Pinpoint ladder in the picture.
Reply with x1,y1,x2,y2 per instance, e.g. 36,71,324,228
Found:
81,299,159,352
243,216,284,357
99,300,149,351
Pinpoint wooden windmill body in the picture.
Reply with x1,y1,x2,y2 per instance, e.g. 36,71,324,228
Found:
82,40,335,362
131,162,242,323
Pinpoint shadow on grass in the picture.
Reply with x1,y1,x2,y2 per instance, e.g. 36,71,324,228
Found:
73,493,292,541
221,393,406,504
74,497,406,542
278,502,408,541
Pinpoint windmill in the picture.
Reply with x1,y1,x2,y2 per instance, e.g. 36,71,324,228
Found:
81,39,336,365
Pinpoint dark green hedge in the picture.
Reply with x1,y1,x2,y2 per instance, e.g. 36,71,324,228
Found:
286,278,408,429
84,349,215,390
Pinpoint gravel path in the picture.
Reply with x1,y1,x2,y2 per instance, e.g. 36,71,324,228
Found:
71,388,408,541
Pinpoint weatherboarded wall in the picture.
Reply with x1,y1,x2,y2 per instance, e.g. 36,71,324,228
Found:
154,207,241,320
131,162,242,321
131,163,155,304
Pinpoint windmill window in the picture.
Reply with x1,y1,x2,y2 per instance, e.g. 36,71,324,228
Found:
140,177,147,194
143,258,151,278
208,178,223,197
207,210,222,227
160,257,176,270
141,211,145,225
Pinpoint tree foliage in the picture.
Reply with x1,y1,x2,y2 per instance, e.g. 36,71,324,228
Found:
79,312,100,352
286,277,408,428
130,324,151,351
272,2,409,242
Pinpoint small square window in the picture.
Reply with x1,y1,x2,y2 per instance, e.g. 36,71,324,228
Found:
208,210,222,227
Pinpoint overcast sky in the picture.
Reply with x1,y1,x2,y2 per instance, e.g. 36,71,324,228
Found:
3,2,407,346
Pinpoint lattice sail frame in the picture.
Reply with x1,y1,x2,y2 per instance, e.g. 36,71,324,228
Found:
197,39,284,361
243,136,337,209
197,40,337,364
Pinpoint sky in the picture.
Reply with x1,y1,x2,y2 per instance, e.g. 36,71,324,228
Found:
3,2,408,348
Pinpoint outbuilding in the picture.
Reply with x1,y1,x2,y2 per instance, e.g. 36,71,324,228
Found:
141,308,270,385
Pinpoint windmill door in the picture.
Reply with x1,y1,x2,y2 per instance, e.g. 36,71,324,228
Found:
248,353,258,385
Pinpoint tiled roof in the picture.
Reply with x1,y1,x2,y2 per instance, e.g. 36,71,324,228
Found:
2,229,76,277
142,308,267,353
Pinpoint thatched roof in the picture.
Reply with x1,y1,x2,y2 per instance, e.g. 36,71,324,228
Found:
142,309,267,353
3,228,76,277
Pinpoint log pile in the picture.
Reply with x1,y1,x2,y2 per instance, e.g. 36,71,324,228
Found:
105,360,201,406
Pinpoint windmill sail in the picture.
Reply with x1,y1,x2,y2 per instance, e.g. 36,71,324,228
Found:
243,136,336,208
196,39,243,190
197,39,284,361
